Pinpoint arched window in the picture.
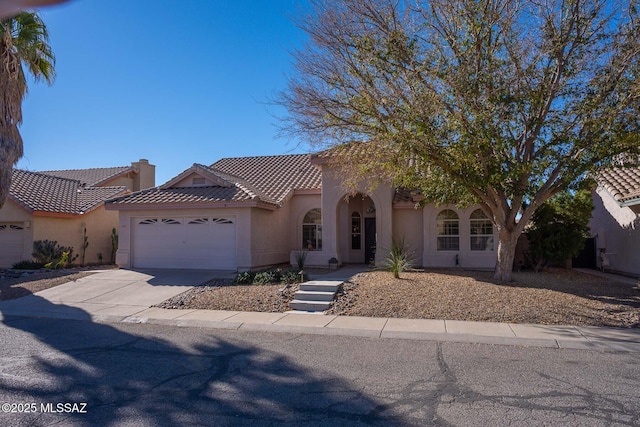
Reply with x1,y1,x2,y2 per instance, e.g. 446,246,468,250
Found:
470,209,494,251
437,209,459,251
351,212,361,250
302,209,322,250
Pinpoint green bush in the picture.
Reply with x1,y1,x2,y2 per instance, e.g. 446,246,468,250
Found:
32,240,78,268
527,189,593,271
253,269,282,285
12,260,46,270
233,271,256,284
281,269,309,284
382,238,414,279
234,268,309,285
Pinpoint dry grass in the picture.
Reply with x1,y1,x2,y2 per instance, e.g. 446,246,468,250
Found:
327,269,640,328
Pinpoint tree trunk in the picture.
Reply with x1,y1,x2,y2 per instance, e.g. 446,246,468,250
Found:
493,229,521,283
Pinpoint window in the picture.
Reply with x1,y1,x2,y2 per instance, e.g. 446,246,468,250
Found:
161,218,181,225
212,218,233,224
302,208,322,250
351,212,361,250
470,209,494,251
437,209,459,251
188,218,209,225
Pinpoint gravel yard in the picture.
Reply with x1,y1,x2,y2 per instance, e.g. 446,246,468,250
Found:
327,269,640,328
156,279,299,313
157,267,640,328
3,265,638,328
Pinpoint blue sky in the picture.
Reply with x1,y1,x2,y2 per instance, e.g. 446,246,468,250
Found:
17,0,311,184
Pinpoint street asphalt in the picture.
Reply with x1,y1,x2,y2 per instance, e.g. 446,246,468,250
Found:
0,267,639,353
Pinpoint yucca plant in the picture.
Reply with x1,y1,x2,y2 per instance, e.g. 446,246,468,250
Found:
295,250,308,271
383,238,414,279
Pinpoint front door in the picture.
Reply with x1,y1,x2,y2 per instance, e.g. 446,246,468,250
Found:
364,217,376,265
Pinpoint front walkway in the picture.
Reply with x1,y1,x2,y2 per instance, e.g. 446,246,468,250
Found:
0,267,638,352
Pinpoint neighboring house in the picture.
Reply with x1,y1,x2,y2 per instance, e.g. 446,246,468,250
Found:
106,154,498,271
590,166,640,276
0,160,155,268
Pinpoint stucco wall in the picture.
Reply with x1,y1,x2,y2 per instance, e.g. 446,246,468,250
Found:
422,204,497,269
589,187,640,276
107,176,135,191
392,207,424,266
250,206,291,269
32,207,118,265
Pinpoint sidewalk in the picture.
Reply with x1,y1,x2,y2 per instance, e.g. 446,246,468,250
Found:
0,268,639,352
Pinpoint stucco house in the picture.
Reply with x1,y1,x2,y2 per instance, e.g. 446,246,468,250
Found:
0,159,155,268
590,166,640,276
106,153,498,271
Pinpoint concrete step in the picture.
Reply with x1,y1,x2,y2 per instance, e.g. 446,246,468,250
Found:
289,299,332,312
299,280,342,292
294,290,335,302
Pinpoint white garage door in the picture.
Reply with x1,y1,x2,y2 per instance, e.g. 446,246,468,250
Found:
132,217,237,270
0,223,26,268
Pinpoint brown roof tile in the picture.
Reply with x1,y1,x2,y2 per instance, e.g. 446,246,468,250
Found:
106,185,256,206
38,166,133,187
108,154,321,208
598,166,640,204
9,169,127,214
211,154,321,203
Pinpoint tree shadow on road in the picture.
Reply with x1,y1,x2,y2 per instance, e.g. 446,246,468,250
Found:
0,297,405,426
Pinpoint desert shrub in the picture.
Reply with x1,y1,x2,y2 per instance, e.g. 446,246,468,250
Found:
32,240,78,268
12,260,46,270
110,228,118,264
233,271,256,285
382,238,414,279
294,250,308,270
527,190,593,271
281,269,309,284
234,269,309,285
253,269,282,285
45,250,75,270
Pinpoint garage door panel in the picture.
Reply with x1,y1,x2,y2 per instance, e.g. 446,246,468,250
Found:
0,224,26,268
132,217,237,270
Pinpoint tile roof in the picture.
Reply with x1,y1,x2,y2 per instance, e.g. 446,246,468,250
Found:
10,169,127,214
38,166,133,187
211,154,321,203
598,166,640,205
393,188,424,204
107,154,321,208
106,185,258,206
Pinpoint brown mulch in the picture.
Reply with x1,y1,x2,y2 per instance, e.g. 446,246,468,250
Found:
326,269,640,328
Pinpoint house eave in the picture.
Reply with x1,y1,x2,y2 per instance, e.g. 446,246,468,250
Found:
105,200,279,211
293,188,322,196
393,202,422,210
33,211,80,219
619,198,640,208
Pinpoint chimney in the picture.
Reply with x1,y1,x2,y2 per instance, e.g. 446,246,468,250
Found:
131,159,155,191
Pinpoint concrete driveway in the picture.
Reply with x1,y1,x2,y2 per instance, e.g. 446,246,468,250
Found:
0,269,226,321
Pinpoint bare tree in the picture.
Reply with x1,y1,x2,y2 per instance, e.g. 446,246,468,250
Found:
280,0,640,282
